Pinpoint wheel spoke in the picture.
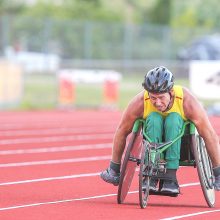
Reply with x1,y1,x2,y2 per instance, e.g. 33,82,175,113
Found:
139,145,150,208
117,131,142,204
192,131,215,207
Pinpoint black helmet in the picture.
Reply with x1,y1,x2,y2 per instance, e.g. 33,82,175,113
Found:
142,66,174,93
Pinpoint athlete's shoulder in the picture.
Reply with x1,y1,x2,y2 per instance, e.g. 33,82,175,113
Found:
125,90,144,118
182,86,194,98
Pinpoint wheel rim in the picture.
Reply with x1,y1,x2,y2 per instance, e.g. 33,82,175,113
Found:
199,137,214,188
117,132,142,204
139,146,150,209
118,158,137,203
194,132,215,207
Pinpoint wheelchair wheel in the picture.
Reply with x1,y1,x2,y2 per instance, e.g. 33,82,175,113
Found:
139,145,150,209
117,130,142,204
192,130,215,207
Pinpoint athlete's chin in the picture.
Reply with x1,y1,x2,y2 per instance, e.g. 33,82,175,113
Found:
155,107,165,112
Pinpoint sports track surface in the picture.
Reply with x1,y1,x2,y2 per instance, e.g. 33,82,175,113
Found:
0,110,220,220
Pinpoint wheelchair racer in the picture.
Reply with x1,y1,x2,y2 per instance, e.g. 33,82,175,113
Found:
100,66,220,194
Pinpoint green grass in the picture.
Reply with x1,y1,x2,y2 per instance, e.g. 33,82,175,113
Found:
20,74,58,110
18,73,213,111
75,83,103,108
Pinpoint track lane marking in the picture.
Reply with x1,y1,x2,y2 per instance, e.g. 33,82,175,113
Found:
0,192,122,211
0,172,101,186
0,173,199,187
0,134,114,145
0,143,112,155
0,183,200,211
0,159,195,169
0,121,118,130
0,155,111,167
1,133,217,146
1,127,115,137
160,209,220,220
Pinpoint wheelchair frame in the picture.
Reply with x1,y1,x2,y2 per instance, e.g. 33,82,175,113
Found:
117,119,215,209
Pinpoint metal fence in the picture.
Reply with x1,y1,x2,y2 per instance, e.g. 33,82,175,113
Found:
0,15,216,76
0,15,218,110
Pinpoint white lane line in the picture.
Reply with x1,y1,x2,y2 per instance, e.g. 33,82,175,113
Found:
0,192,123,211
178,182,199,187
0,155,111,167
0,172,101,186
160,209,220,220
0,143,112,155
1,127,115,137
0,121,117,130
0,183,199,211
0,169,199,187
0,134,113,145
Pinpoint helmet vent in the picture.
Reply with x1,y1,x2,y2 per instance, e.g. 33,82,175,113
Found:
143,66,174,93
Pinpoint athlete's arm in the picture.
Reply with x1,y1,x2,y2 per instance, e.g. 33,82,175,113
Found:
111,91,144,164
183,87,220,167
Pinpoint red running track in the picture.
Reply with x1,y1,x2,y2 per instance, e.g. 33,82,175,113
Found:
0,110,220,220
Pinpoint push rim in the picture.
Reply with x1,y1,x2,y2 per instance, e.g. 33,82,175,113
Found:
117,131,142,204
192,130,215,208
139,145,150,209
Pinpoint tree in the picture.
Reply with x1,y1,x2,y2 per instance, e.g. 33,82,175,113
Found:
171,0,220,29
148,0,172,25
0,0,24,15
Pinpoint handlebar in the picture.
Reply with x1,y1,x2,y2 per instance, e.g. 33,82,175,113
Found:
132,119,195,153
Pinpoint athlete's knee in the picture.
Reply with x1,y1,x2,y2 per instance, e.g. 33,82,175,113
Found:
145,112,163,142
165,112,182,124
147,112,163,124
164,112,184,131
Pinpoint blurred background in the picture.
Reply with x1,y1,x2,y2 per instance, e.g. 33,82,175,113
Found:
0,0,220,111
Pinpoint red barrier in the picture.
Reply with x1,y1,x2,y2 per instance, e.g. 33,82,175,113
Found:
103,80,119,104
59,78,75,105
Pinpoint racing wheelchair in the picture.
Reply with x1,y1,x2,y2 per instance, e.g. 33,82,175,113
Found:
117,119,215,209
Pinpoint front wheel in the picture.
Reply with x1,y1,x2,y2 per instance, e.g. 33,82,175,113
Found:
139,145,150,209
117,130,142,204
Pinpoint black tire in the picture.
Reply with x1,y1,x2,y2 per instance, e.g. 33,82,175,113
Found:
117,131,142,204
192,129,215,207
139,145,150,209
